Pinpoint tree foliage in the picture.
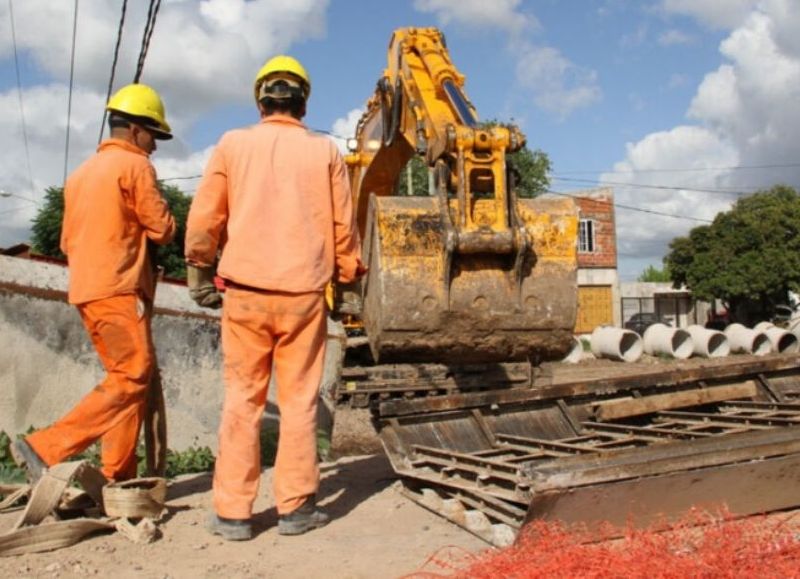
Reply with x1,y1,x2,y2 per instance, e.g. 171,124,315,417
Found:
30,183,191,279
637,264,672,283
664,185,800,323
397,119,551,198
30,187,66,259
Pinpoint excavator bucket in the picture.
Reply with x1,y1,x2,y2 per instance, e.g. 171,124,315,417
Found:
368,354,800,546
361,194,579,364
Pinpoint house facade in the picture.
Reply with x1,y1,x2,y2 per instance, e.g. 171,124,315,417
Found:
572,187,621,334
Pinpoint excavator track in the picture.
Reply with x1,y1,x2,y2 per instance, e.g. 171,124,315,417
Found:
346,353,800,546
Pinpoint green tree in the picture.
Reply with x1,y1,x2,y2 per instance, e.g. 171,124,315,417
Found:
30,186,66,259
153,183,191,279
397,120,551,198
637,264,672,283
664,185,800,324
30,183,191,279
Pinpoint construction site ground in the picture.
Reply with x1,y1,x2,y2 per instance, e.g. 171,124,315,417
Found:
2,353,800,578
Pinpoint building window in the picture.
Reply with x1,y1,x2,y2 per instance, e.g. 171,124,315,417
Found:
579,219,596,253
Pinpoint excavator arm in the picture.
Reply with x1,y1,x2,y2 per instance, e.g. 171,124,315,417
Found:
343,27,579,364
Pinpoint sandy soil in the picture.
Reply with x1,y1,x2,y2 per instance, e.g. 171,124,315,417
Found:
0,454,486,579
2,353,792,578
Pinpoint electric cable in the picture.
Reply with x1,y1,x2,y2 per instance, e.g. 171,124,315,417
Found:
98,0,128,144
545,189,713,223
551,176,757,196
7,0,36,199
63,0,79,183
133,0,162,83
554,163,800,176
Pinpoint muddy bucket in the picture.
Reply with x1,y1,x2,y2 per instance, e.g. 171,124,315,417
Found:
361,195,579,363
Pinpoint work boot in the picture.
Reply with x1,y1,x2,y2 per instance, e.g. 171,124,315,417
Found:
206,513,253,541
278,497,330,536
10,439,47,484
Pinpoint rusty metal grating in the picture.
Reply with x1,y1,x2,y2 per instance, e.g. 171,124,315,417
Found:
373,354,800,545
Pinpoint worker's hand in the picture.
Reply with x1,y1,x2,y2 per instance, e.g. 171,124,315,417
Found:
187,265,223,309
355,262,369,278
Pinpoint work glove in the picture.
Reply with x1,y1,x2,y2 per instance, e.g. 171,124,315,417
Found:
187,265,223,309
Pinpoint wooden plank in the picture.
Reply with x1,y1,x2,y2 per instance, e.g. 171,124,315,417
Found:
658,409,800,427
378,354,800,418
524,452,800,539
528,428,800,492
594,383,757,420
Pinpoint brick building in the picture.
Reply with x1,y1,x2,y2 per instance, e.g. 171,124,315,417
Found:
572,187,620,333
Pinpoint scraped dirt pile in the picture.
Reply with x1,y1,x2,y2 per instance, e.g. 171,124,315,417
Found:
411,510,800,578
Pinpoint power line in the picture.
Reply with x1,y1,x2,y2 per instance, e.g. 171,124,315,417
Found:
551,176,757,197
63,0,79,183
98,0,128,144
554,163,800,176
8,0,36,199
0,205,34,217
161,175,201,182
133,0,162,83
546,189,712,223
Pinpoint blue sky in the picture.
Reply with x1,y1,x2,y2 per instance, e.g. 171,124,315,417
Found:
1,0,798,280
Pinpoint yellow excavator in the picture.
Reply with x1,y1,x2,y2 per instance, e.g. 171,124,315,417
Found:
334,28,800,546
342,27,578,365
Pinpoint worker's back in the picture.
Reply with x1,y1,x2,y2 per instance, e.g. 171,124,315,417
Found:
202,115,349,293
61,139,174,304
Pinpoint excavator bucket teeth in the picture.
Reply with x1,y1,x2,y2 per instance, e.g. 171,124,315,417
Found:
372,354,800,545
361,194,579,364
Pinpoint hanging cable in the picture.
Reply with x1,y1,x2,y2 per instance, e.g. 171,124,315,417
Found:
63,0,79,183
133,0,162,83
554,162,800,176
8,0,36,199
551,176,757,197
546,189,713,223
98,0,128,144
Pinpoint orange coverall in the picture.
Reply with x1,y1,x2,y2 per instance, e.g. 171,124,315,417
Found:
185,114,362,519
27,138,175,481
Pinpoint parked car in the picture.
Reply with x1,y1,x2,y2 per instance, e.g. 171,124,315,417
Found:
624,313,668,335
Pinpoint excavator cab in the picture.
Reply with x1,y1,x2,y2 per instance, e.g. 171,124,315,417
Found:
344,28,578,364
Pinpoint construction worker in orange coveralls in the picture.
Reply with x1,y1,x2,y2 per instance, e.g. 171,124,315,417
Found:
185,55,365,541
12,84,176,484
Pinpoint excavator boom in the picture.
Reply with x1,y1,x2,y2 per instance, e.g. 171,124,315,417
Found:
343,27,578,364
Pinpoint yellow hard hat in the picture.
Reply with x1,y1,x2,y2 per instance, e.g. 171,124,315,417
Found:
106,83,172,140
253,55,310,103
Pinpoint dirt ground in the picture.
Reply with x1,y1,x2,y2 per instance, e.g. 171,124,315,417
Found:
1,352,793,578
0,454,487,579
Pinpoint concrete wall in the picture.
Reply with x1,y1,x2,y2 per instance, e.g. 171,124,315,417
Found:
0,255,226,450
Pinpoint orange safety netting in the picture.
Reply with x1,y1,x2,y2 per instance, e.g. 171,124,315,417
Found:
408,510,800,578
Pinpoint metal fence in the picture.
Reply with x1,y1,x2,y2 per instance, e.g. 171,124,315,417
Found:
621,295,702,330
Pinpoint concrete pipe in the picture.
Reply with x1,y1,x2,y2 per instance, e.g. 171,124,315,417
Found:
560,336,583,364
724,323,771,356
754,322,800,354
590,326,643,363
686,325,730,358
642,323,693,359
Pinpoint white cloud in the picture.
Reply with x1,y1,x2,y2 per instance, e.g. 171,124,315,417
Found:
606,0,800,277
0,0,330,247
658,28,694,45
329,108,363,154
412,0,535,34
661,0,759,29
411,0,598,121
516,46,602,119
